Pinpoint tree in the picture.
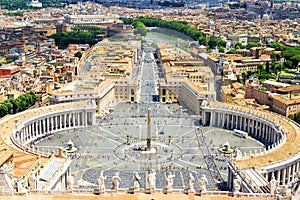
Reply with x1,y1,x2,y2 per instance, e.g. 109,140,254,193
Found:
208,37,219,49
50,31,99,49
266,61,270,73
133,21,147,36
270,42,287,51
0,92,37,118
235,42,244,49
284,60,293,69
246,42,258,49
227,48,236,54
288,114,295,121
0,104,8,118
270,53,279,63
282,46,300,68
241,72,248,83
74,52,82,59
8,98,19,114
257,64,264,74
274,63,285,73
219,40,227,48
218,46,225,53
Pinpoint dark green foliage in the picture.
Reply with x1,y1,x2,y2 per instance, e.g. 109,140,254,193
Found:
227,48,236,54
74,51,82,59
208,37,220,49
282,46,300,69
270,42,287,51
234,42,244,49
270,53,281,62
266,61,270,73
218,46,225,53
246,42,259,49
1,0,65,10
49,31,100,49
288,112,300,124
71,26,106,37
133,21,147,36
239,62,286,84
0,91,37,118
3,12,23,16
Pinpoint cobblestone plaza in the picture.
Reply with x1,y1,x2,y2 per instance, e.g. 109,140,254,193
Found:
35,102,264,191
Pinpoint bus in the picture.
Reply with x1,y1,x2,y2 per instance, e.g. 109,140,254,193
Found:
233,129,248,138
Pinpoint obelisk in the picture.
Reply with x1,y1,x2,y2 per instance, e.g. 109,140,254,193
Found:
146,108,151,151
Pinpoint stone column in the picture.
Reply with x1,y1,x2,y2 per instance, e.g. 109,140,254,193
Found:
47,118,50,133
43,118,46,134
23,128,26,143
282,168,286,185
291,164,296,182
69,113,72,127
202,111,206,125
44,117,49,133
251,119,254,135
287,166,291,184
264,124,272,142
29,125,32,140
271,171,274,182
210,111,215,126
60,114,63,129
296,162,299,175
254,119,261,139
35,121,38,137
51,117,54,132
261,123,269,141
25,126,28,141
64,114,67,128
31,124,34,138
276,169,281,183
76,112,79,126
91,111,96,125
56,115,59,130
30,124,33,139
20,128,23,143
256,121,264,139
259,122,266,140
269,129,273,143
231,114,234,129
38,120,41,135
83,111,87,126
227,114,230,128
72,113,75,127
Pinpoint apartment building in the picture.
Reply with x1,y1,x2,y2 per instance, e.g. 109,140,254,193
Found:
246,80,300,116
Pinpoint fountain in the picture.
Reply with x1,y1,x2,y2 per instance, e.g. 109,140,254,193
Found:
64,140,78,153
218,141,234,154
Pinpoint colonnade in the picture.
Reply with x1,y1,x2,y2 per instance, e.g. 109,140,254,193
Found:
200,101,300,193
262,155,300,185
202,109,284,147
14,110,95,145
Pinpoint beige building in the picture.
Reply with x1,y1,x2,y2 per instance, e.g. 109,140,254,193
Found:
221,82,245,104
246,81,300,117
